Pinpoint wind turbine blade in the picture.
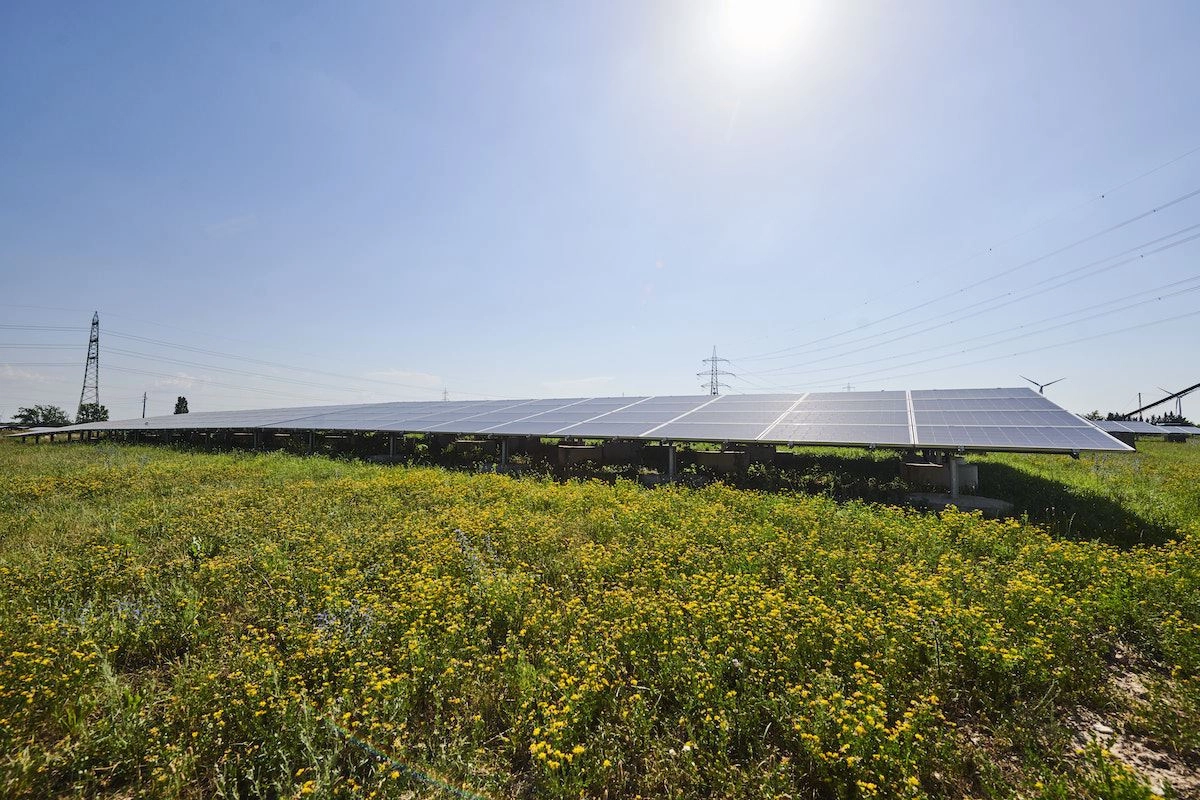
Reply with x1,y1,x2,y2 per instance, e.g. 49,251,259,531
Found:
1044,378,1066,388
1020,375,1038,386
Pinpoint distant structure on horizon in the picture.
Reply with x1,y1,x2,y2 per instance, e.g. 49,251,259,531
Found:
77,312,100,420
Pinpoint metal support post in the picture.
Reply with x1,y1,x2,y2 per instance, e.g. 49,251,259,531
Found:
948,456,960,499
388,433,396,458
500,438,508,468
253,430,261,450
307,431,315,454
667,443,677,482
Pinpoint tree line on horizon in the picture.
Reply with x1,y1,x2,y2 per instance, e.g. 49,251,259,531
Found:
10,396,190,427
1085,409,1195,426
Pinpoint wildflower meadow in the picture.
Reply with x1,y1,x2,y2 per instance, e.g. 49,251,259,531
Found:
1,439,1197,798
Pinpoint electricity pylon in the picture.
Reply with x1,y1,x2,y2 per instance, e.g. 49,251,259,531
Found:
77,312,100,417
698,346,735,395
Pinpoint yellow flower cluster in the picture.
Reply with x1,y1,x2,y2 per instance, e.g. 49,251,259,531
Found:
0,440,1196,798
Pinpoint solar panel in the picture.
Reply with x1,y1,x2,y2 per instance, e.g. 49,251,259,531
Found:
1158,424,1200,435
490,397,651,435
910,389,1126,452
1087,419,1170,435
13,388,1134,454
750,391,914,447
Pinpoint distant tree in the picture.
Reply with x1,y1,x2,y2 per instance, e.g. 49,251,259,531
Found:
76,403,109,423
14,404,71,427
1083,410,1103,420
174,396,189,414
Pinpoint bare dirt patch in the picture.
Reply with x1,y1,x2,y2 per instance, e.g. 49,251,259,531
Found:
1061,644,1200,798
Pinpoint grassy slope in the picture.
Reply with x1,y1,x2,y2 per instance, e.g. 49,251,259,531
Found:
1,440,1197,799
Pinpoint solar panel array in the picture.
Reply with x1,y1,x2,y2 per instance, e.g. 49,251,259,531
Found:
1088,418,1172,435
1087,419,1200,436
18,387,1133,454
1159,424,1200,436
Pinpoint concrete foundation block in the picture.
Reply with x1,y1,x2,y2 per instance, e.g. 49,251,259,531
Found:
558,444,602,465
693,450,743,473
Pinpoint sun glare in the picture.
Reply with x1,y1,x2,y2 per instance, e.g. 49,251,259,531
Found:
716,0,809,69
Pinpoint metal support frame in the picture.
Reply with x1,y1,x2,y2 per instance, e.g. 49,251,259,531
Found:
666,442,677,482
500,438,508,468
388,433,396,458
948,455,960,499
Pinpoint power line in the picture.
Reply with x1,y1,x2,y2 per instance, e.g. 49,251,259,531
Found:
101,347,436,398
727,142,1200,357
839,142,1200,322
741,279,1200,390
731,228,1200,381
104,365,353,404
0,323,505,399
813,308,1200,391
748,274,1200,384
745,221,1199,373
103,329,504,398
734,184,1200,362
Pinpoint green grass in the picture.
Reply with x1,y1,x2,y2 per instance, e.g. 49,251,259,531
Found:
976,441,1200,546
1,440,1197,798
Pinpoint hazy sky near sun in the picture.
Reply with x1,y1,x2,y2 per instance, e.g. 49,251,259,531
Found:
2,0,1199,420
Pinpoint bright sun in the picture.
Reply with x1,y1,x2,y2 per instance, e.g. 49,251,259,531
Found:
716,0,809,69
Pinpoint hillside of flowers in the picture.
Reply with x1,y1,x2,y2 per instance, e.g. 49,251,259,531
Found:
1,440,1197,798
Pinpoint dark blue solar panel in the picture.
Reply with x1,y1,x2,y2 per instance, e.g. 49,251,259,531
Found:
15,388,1133,453
765,423,913,446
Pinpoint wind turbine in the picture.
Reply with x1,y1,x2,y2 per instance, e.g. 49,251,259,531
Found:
1021,375,1065,395
1158,387,1184,417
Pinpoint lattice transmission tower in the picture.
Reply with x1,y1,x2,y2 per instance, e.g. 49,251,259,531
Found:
698,346,735,395
77,311,100,417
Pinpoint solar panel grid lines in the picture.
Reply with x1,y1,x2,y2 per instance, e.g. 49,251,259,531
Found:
11,388,1135,454
267,402,431,431
640,395,725,438
415,398,589,435
762,390,914,449
755,393,809,441
411,398,546,433
266,401,474,432
549,396,653,435
1086,418,1170,435
905,390,919,444
488,400,646,437
554,396,712,439
473,397,594,433
1160,424,1200,435
908,388,1131,452
765,423,914,448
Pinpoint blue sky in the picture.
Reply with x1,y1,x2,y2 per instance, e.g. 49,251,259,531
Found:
2,1,1198,421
